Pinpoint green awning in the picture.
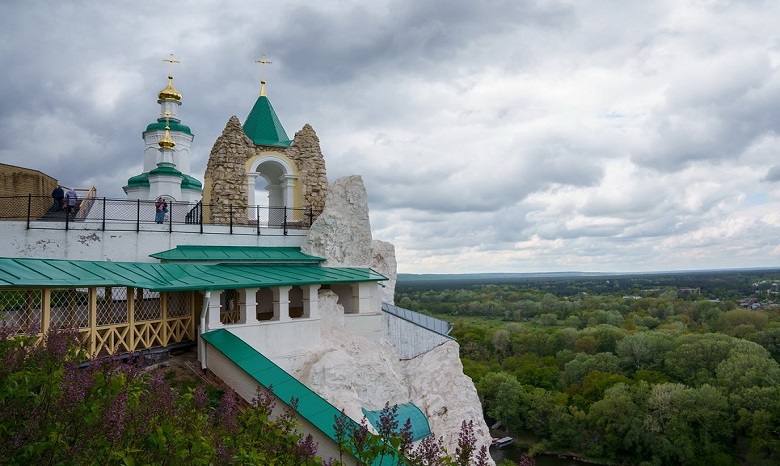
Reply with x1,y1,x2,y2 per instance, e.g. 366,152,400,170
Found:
362,403,432,441
201,329,398,465
0,257,387,291
151,245,324,264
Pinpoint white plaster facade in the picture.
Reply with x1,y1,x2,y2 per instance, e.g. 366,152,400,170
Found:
0,221,306,263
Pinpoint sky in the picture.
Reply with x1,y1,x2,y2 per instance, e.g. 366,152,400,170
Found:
2,0,780,274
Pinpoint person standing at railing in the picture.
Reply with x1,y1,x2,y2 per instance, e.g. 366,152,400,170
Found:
51,185,64,211
155,197,168,224
65,187,78,219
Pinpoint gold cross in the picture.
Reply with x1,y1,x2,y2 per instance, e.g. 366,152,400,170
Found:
162,53,180,77
255,54,272,82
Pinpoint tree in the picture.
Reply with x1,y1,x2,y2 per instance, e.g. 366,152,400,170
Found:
563,352,622,386
586,382,651,460
643,383,732,464
616,331,673,372
714,353,780,392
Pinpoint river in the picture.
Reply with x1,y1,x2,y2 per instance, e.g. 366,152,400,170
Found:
489,443,595,466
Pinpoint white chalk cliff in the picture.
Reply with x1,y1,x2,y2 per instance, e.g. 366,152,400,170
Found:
299,175,493,461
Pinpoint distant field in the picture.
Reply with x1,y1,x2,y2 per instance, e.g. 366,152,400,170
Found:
396,268,780,297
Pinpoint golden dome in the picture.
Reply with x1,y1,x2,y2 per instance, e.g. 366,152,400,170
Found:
158,125,176,150
158,75,182,101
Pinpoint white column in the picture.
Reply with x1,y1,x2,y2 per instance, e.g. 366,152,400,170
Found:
247,174,258,220
302,285,321,319
356,282,378,314
281,175,297,221
242,288,260,324
206,291,224,330
273,286,292,322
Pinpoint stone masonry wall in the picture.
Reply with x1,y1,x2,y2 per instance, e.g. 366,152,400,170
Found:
203,119,327,223
202,116,254,224
287,124,328,216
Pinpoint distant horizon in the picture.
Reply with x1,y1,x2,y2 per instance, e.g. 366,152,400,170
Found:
397,266,780,278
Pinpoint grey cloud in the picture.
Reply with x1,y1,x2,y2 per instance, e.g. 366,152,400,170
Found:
265,0,574,85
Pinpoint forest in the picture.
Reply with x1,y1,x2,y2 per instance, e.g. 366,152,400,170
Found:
395,269,780,465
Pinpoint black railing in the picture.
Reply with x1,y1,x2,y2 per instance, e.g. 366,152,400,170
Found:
1,196,321,236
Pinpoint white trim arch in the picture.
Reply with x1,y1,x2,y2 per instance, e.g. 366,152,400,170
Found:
246,155,298,224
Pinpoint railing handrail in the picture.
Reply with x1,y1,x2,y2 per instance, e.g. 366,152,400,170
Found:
0,195,322,236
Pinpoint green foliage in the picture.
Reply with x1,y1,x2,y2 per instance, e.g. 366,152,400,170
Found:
0,329,321,465
396,271,780,464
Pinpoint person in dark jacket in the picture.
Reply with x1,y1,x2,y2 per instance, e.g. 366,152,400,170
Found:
51,185,64,211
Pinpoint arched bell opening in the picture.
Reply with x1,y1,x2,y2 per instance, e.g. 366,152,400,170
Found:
246,155,298,226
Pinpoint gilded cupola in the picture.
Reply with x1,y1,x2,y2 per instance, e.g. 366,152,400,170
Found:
158,75,182,102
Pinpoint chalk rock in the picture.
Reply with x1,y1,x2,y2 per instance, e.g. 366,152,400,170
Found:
296,291,494,463
301,175,373,267
402,341,493,456
371,240,397,304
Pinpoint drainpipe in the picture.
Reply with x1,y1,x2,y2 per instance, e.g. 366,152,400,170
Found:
199,291,211,370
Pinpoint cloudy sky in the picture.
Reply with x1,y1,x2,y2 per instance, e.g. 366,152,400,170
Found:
2,0,780,274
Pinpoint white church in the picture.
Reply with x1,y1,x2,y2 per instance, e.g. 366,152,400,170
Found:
0,60,493,464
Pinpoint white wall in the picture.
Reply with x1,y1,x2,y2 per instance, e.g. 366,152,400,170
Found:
223,319,323,373
0,221,306,263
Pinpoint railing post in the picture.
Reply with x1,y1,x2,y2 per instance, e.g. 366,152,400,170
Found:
101,197,106,231
309,206,313,227
283,206,288,235
199,202,203,234
136,199,141,232
256,205,260,235
229,204,233,234
65,196,70,231
26,194,31,230
169,201,173,233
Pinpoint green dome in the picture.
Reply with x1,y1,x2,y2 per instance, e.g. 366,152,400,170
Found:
125,172,150,188
145,119,192,135
149,166,183,177
181,175,203,191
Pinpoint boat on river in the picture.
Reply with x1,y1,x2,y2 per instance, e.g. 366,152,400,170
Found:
491,437,514,448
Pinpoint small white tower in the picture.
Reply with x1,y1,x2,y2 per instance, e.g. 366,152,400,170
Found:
124,55,202,203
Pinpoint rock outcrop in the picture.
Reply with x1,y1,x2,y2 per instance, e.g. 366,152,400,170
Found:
296,290,494,462
371,240,397,304
301,175,373,267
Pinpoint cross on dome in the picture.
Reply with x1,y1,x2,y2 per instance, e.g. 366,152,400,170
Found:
162,53,180,78
255,54,272,96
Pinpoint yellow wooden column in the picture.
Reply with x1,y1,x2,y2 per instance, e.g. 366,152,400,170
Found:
41,288,51,336
128,287,135,352
89,287,97,355
161,291,168,346
189,291,197,339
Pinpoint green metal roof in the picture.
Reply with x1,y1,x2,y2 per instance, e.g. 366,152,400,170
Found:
0,257,387,292
144,119,193,135
150,246,325,263
125,172,150,188
149,165,183,176
243,95,292,147
125,172,202,191
201,329,397,465
362,403,431,441
202,329,349,439
181,174,203,190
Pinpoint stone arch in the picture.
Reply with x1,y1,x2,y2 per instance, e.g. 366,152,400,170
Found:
246,153,299,224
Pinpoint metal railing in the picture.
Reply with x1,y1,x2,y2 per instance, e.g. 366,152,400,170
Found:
0,195,321,236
